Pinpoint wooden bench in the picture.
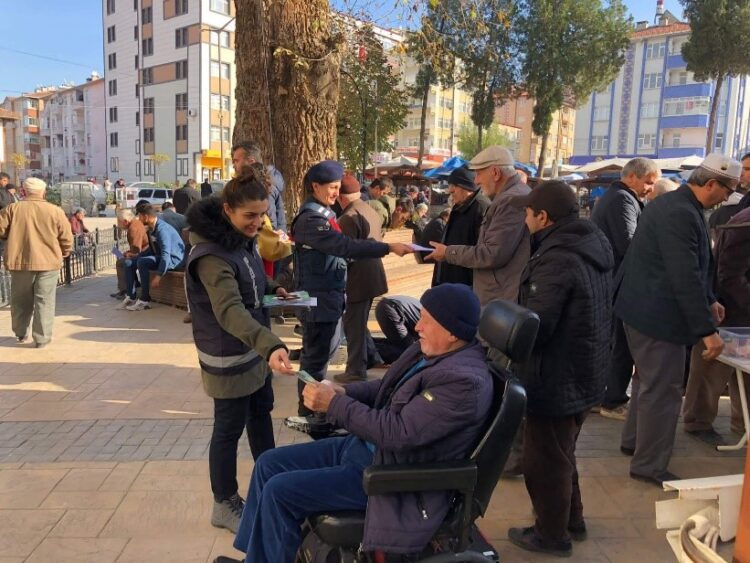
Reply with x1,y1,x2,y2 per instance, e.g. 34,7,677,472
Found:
148,270,188,309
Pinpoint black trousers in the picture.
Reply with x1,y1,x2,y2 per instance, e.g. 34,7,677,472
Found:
374,298,418,364
209,373,275,501
602,317,634,409
522,411,587,544
299,319,342,416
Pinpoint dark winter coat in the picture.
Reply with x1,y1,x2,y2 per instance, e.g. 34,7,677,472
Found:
172,185,201,215
590,180,643,272
433,191,490,287
517,217,613,416
615,185,717,345
327,340,492,554
716,206,750,326
266,165,287,232
338,198,388,302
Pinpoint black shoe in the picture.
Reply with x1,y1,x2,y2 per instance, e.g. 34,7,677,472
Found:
289,348,301,361
110,290,126,299
333,373,367,384
629,470,680,487
686,428,726,447
213,558,243,563
620,445,635,456
568,523,587,542
16,334,28,343
293,324,304,336
507,526,572,558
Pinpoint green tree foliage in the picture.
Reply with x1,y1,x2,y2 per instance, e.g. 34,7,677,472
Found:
337,24,409,173
457,122,514,159
517,0,631,174
680,0,750,152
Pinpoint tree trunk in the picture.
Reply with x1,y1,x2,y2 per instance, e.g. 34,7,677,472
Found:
537,132,549,178
234,0,341,217
417,67,433,168
705,73,724,154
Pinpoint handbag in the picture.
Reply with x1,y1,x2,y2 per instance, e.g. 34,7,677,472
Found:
257,215,292,262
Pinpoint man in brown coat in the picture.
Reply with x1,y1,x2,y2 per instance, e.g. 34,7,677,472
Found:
426,146,531,305
336,174,388,382
111,208,151,299
0,178,73,348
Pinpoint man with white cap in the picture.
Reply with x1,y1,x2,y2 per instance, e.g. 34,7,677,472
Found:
614,153,739,485
0,178,73,348
426,145,530,305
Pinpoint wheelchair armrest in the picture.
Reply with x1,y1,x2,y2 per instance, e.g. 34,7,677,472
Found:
363,460,478,496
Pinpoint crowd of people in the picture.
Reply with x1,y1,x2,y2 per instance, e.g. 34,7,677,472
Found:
0,143,748,563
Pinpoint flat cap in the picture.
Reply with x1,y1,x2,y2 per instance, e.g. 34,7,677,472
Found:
340,173,361,194
446,166,477,191
306,160,344,185
468,145,514,170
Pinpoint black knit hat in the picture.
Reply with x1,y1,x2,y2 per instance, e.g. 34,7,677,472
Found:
420,283,480,342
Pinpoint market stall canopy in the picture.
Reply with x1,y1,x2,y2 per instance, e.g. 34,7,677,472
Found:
370,156,440,171
575,158,631,174
424,156,468,178
653,155,704,170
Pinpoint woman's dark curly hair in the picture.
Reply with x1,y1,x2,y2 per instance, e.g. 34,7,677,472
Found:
222,164,269,208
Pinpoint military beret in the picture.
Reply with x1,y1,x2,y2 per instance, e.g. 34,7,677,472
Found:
307,160,344,185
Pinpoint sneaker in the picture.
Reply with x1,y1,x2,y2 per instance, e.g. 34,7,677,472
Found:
213,557,244,563
110,290,126,299
284,414,333,438
116,297,136,310
507,526,572,558
126,299,152,311
686,428,726,447
211,493,244,533
600,404,628,421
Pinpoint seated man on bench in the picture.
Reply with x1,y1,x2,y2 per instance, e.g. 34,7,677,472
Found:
116,204,186,311
219,283,493,563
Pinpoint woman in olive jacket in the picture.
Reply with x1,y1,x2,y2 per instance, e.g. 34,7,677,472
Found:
185,168,294,534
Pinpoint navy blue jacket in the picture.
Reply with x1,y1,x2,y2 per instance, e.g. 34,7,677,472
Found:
146,218,186,275
291,198,389,322
590,181,643,272
327,341,492,553
615,185,716,345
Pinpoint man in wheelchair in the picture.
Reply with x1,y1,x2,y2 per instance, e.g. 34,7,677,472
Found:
220,283,492,563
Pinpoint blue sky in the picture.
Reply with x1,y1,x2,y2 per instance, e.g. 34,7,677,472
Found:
0,0,684,97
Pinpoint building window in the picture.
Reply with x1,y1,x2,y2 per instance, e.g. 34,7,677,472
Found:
210,126,221,142
210,60,230,79
590,136,609,152
715,132,724,149
135,161,141,177
640,102,659,119
177,158,189,175
176,93,188,110
141,67,153,85
646,42,666,59
109,107,118,123
133,0,137,10
108,79,117,96
176,60,188,79
672,133,681,148
662,96,710,117
106,0,115,15
592,106,610,121
142,37,153,56
175,0,188,15
107,25,116,43
135,111,140,125
134,54,139,69
143,97,154,114
143,127,154,143
135,84,140,97
176,124,188,141
110,156,119,172
134,25,138,40
637,133,656,149
110,132,119,147
669,70,689,86
643,73,663,90
24,116,39,126
176,27,188,48
135,139,141,154
108,52,117,70
210,0,230,14
144,159,153,176
210,93,230,110
141,6,152,24
210,30,230,47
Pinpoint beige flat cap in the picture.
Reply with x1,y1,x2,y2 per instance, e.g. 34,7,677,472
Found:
468,145,514,170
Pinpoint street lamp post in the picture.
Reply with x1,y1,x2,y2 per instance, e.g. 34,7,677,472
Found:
215,16,236,179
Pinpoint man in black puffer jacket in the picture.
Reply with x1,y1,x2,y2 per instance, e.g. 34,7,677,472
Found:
507,181,613,558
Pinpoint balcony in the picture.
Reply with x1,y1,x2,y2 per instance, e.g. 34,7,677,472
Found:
663,83,712,99
660,114,709,129
666,54,686,69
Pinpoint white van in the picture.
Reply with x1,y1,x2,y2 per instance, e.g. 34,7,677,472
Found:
116,183,173,209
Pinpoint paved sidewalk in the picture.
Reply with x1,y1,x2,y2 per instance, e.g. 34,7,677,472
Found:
0,269,744,562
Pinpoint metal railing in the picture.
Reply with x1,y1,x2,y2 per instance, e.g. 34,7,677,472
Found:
0,227,128,307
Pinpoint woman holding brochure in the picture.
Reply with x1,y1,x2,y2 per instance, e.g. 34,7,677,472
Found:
185,167,294,535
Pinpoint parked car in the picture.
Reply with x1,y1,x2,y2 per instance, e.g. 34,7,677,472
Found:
116,183,173,208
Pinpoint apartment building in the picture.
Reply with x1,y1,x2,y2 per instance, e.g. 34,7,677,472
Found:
495,93,576,168
40,74,107,182
103,0,236,184
1,89,57,182
572,8,750,165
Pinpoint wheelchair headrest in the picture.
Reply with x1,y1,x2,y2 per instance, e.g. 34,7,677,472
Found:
479,300,539,364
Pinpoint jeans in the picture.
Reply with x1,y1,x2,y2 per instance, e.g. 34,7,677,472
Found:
10,270,59,345
234,435,373,563
210,373,275,501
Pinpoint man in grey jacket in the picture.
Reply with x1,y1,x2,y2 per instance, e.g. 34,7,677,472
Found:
426,145,530,305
